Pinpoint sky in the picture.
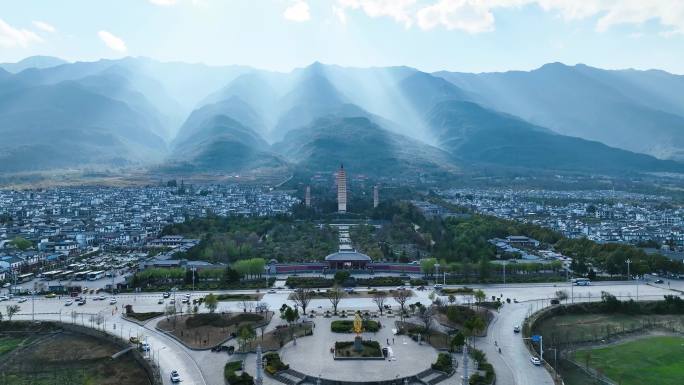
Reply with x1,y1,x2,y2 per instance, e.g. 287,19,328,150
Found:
1,0,684,74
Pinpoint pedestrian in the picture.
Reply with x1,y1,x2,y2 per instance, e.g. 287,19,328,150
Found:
392,338,394,344
387,338,389,345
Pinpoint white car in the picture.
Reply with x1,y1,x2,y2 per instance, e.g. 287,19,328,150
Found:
65,299,74,306
0,295,9,301
170,370,181,383
267,289,276,294
17,297,28,303
109,298,117,305
530,356,542,366
513,325,521,333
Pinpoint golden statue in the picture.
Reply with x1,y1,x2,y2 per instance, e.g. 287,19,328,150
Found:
353,311,363,335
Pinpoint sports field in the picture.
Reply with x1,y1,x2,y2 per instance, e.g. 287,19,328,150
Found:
573,336,684,385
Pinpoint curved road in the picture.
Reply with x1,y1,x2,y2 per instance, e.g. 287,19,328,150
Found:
6,279,681,385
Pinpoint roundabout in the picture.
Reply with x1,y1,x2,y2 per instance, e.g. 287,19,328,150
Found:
250,315,443,383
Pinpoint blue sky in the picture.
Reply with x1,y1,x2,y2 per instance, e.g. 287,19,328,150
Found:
1,0,683,74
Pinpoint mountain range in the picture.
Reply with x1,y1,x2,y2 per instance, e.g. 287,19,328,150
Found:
1,56,683,178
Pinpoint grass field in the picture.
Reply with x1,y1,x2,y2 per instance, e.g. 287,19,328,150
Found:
0,337,25,356
573,336,684,385
535,313,684,345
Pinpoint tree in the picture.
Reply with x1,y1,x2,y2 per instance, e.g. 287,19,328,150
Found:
474,289,486,305
292,288,314,314
418,305,434,340
333,271,351,283
392,289,411,315
555,290,569,303
464,315,485,337
204,293,218,313
5,305,20,321
421,258,437,278
450,331,465,352
10,237,32,251
237,325,256,351
280,304,299,333
372,291,388,315
239,300,254,313
448,294,456,305
325,286,345,314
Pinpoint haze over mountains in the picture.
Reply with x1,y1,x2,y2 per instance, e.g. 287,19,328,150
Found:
1,56,683,177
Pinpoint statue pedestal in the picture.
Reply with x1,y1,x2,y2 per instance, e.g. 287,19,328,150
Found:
353,336,363,352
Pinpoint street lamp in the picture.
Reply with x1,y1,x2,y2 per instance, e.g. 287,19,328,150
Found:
626,259,638,300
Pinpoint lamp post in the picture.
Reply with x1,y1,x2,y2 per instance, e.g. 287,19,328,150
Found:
626,259,638,300
547,347,559,379
502,260,506,287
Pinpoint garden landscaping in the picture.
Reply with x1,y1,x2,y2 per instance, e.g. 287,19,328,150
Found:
334,340,383,359
157,312,271,349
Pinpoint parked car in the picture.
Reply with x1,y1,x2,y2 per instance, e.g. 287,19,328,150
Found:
109,298,117,305
513,325,521,333
17,297,28,303
654,279,664,284
65,299,74,306
530,356,542,366
170,370,181,383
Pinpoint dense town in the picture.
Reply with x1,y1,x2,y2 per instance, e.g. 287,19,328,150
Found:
439,188,684,253
0,185,299,285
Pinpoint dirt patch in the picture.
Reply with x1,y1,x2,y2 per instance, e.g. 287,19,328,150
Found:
157,311,272,349
0,332,151,385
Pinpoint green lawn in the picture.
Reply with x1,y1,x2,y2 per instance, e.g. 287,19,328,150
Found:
574,336,684,385
0,337,24,356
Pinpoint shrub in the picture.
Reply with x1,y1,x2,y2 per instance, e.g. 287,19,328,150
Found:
431,352,453,373
330,320,380,333
224,361,254,385
264,352,289,374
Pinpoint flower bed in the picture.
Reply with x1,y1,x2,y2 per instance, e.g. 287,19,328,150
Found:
330,320,381,333
334,340,383,359
263,352,289,374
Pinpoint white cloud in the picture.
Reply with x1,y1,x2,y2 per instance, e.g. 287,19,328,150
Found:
284,1,311,22
337,0,684,36
32,20,56,33
333,5,347,25
98,30,127,52
148,0,178,5
338,0,417,27
417,0,495,33
0,18,43,48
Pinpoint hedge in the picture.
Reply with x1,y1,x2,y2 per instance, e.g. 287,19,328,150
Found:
264,352,289,374
331,320,381,333
224,361,253,385
431,352,453,373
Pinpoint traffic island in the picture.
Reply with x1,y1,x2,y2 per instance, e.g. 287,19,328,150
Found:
333,340,384,360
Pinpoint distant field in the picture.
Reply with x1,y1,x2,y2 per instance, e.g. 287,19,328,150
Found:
573,336,684,385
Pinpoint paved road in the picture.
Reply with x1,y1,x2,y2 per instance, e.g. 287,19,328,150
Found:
4,279,681,385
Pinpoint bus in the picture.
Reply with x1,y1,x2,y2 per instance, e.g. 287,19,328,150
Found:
572,278,591,286
56,270,73,280
74,270,92,281
87,271,105,281
17,273,34,283
41,270,63,281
